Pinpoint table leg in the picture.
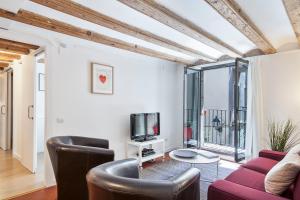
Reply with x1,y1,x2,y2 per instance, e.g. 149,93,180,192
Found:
138,146,143,168
195,161,219,183
216,161,219,180
162,141,165,161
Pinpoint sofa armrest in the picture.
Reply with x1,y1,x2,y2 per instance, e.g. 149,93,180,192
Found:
259,150,287,161
208,180,289,200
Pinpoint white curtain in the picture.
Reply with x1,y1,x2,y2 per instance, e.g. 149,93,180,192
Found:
245,56,264,159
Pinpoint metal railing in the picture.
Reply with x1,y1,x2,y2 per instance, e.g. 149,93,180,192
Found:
184,108,246,149
203,109,246,149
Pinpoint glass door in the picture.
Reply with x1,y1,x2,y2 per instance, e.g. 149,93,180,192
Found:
234,58,249,162
183,68,200,148
184,58,249,162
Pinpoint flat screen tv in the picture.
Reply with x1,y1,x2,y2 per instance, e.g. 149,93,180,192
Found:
130,112,160,140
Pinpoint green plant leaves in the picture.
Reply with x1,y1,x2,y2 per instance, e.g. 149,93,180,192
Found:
268,119,299,152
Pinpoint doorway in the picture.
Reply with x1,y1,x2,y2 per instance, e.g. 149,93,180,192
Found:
183,58,249,162
0,38,46,199
0,69,13,152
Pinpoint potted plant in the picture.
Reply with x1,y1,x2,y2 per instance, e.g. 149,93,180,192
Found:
268,119,299,152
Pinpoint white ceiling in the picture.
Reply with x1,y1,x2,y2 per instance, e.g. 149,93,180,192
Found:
235,0,299,51
158,0,257,54
0,0,298,63
0,0,25,13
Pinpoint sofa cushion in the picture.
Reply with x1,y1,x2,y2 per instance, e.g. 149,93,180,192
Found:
259,150,287,161
265,144,300,195
226,167,266,191
293,174,300,200
242,157,278,174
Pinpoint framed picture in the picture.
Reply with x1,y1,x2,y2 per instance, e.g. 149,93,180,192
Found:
92,63,114,94
38,73,45,91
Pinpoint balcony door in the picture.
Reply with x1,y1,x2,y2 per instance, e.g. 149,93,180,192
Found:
183,68,200,148
183,58,249,162
234,58,249,162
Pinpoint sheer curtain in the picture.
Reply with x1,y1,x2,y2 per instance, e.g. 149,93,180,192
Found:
245,56,264,159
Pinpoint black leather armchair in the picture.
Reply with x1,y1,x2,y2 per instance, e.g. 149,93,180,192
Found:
47,136,114,200
86,159,200,200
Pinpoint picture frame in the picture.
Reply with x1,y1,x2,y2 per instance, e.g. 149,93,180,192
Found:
92,63,114,94
38,73,45,91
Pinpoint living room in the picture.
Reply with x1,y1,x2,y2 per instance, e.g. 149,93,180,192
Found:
0,0,300,200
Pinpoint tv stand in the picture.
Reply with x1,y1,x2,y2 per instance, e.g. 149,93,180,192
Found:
134,136,157,142
127,138,165,167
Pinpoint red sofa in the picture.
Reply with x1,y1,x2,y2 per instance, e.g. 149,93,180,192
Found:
208,150,300,200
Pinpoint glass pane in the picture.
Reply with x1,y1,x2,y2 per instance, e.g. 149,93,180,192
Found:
234,59,248,162
201,66,234,155
184,69,200,148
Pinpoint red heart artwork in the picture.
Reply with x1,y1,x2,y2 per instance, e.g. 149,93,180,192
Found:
99,74,107,84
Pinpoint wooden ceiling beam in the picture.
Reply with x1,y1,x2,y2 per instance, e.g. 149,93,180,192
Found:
205,0,276,54
0,38,39,50
30,0,215,62
118,0,242,58
0,9,193,64
0,58,13,63
0,52,21,60
0,43,30,55
283,0,300,45
0,62,9,68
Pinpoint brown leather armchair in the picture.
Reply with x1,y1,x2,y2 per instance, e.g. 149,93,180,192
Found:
47,136,114,200
86,159,200,200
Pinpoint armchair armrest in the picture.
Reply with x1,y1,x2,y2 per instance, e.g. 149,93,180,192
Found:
57,145,114,162
259,150,287,161
170,167,200,195
71,136,109,149
87,160,200,200
208,180,289,200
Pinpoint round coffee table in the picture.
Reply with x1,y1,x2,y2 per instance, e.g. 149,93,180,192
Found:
169,149,220,182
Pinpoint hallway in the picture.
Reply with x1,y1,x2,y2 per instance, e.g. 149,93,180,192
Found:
0,149,45,199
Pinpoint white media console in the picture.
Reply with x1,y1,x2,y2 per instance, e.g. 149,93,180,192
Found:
127,138,165,167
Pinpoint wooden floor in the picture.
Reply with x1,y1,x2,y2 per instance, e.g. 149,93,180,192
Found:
9,156,168,200
0,149,45,200
8,187,56,200
9,154,239,200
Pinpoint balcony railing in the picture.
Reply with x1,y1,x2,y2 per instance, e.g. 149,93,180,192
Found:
184,108,246,150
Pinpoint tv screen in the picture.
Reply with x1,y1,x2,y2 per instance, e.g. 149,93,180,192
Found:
130,112,160,140
131,113,146,138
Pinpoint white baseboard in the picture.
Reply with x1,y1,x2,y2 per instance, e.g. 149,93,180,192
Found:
13,152,21,161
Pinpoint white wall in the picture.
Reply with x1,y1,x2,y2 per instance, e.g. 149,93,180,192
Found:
43,44,183,185
258,50,300,149
47,45,182,153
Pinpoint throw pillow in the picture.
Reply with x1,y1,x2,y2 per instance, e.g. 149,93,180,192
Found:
265,144,300,195
289,143,300,154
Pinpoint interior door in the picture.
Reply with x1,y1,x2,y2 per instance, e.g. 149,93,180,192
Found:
20,55,37,173
183,68,200,148
0,72,8,150
234,58,249,162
